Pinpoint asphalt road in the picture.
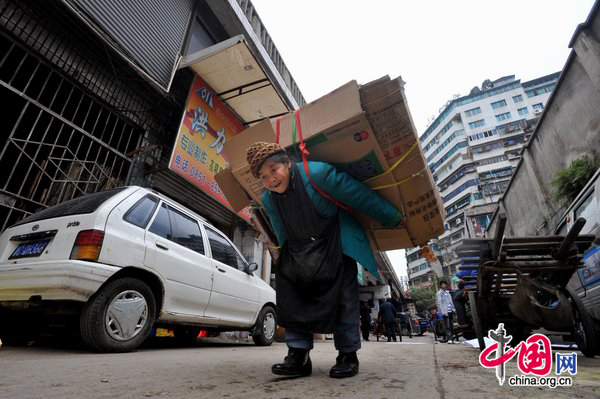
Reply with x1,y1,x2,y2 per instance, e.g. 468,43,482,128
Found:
0,333,598,398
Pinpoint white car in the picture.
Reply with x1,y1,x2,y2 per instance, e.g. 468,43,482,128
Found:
0,186,276,352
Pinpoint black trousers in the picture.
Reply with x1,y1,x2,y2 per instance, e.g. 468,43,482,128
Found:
384,321,397,341
443,312,454,341
360,318,370,340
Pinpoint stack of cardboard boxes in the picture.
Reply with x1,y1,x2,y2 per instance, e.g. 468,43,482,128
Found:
216,76,445,252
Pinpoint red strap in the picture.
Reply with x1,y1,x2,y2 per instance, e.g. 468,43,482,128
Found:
294,110,352,213
275,117,281,144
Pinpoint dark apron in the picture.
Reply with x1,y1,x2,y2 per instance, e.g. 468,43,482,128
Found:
273,164,344,333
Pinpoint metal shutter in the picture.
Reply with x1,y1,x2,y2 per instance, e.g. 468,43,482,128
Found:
66,0,194,90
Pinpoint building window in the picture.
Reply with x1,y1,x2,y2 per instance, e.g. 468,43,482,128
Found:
451,230,464,242
465,107,482,117
533,103,544,111
517,107,529,115
468,119,485,129
525,83,556,98
495,112,511,122
425,130,465,162
428,141,469,173
443,178,480,202
476,154,508,166
491,99,507,109
512,94,523,103
472,141,504,154
496,120,524,134
468,129,497,142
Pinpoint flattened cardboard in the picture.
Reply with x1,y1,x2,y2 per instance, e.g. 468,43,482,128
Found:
214,168,250,213
367,228,413,252
222,119,275,204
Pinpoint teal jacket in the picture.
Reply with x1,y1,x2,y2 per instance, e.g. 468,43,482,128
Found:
261,162,403,279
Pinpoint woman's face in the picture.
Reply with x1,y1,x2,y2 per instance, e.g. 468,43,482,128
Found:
259,159,291,193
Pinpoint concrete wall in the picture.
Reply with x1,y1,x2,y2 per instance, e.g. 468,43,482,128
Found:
490,6,600,237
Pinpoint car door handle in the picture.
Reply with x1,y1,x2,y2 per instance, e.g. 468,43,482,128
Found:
155,241,169,250
217,267,226,273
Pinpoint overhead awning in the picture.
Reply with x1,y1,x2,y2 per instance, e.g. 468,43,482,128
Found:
179,35,292,125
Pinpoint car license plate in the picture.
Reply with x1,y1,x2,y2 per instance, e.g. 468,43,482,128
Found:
9,240,50,259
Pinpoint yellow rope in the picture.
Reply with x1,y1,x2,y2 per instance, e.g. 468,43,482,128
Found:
362,141,419,184
370,174,418,190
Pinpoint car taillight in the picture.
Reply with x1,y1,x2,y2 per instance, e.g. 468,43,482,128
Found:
70,229,104,261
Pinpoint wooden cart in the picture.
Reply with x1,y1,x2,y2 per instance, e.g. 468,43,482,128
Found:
456,214,598,357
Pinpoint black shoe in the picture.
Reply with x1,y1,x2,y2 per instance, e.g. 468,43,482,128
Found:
272,348,312,377
329,351,359,378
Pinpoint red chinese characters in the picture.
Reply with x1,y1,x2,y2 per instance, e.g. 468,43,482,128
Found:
480,334,552,376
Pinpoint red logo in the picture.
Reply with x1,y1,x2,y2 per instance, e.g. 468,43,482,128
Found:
478,323,553,386
480,333,553,376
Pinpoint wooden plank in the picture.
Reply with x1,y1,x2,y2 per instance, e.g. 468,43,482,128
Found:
501,242,592,252
462,238,493,245
494,273,503,296
458,266,479,270
498,260,578,268
485,266,578,273
491,213,507,260
504,249,561,256
456,250,480,258
502,235,595,244
556,218,588,260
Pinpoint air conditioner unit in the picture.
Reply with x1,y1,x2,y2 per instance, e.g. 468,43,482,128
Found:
534,108,543,114
455,218,462,225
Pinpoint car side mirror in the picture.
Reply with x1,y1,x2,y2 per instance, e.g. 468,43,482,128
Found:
246,262,258,274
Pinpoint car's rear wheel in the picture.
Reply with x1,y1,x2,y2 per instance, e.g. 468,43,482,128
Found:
80,277,156,353
252,305,276,346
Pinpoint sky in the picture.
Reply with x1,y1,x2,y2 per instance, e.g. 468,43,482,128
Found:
250,0,597,277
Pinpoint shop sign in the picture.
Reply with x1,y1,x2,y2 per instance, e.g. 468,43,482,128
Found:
169,74,252,222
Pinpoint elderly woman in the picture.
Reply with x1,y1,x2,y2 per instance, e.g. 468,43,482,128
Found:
246,142,403,379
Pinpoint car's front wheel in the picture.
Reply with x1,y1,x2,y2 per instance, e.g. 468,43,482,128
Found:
80,277,156,353
252,305,276,346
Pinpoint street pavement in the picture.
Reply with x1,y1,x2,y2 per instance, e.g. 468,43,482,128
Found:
0,333,598,398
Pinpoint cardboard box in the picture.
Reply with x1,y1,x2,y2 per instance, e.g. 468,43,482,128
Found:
216,76,445,251
359,76,445,248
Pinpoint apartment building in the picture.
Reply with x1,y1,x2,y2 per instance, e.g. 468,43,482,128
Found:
406,72,560,288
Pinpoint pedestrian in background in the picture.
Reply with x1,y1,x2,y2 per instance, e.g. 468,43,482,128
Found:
247,142,403,379
378,298,398,342
436,280,456,344
359,300,372,341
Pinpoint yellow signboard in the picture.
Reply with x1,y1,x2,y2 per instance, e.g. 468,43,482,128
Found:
169,74,252,222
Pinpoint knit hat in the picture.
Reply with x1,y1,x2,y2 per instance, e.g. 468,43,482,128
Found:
246,142,286,178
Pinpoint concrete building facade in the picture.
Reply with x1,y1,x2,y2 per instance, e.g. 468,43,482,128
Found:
488,1,600,237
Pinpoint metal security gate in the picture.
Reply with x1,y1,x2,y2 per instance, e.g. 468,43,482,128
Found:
0,35,143,231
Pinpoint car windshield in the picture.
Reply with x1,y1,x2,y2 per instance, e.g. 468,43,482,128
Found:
11,187,128,227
